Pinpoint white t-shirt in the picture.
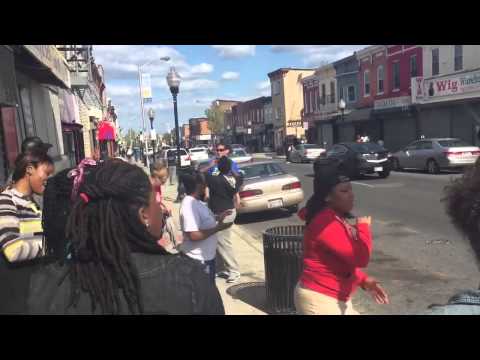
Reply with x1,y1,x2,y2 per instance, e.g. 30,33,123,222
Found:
179,195,218,262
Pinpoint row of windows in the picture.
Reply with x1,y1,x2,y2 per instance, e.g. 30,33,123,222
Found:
363,55,418,97
432,46,463,76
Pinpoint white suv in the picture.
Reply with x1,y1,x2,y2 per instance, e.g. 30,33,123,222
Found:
188,147,210,163
164,148,191,167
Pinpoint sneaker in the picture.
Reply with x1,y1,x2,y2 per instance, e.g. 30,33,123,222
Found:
226,272,241,283
216,271,229,279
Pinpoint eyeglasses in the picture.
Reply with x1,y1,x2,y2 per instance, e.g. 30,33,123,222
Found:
216,148,226,152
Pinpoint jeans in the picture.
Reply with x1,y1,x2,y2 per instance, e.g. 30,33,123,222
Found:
204,259,216,284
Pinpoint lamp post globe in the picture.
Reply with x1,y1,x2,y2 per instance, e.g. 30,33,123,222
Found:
339,98,346,122
166,67,182,171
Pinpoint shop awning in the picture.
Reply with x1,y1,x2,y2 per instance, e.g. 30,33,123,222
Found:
344,108,372,122
97,121,116,141
62,121,83,132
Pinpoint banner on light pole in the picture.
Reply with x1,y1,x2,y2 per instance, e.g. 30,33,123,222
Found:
141,73,153,102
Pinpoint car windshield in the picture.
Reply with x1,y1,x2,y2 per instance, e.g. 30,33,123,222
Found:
190,149,205,153
231,149,247,157
438,139,471,148
168,150,187,156
303,144,321,149
349,143,385,153
240,163,285,179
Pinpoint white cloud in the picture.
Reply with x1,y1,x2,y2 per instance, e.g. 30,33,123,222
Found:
256,80,270,90
190,63,214,76
270,45,367,67
107,84,138,97
221,71,240,81
212,45,256,59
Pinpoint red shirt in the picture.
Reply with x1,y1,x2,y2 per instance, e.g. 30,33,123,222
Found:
298,207,372,302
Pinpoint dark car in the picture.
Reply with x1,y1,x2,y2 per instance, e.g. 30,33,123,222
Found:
315,142,391,179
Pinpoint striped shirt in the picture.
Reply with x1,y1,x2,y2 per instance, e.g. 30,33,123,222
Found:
0,188,44,263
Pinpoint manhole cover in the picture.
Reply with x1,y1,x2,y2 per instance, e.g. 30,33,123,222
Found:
226,282,265,299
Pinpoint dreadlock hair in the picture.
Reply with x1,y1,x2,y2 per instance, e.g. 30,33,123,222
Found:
443,163,480,263
42,167,75,263
65,159,167,314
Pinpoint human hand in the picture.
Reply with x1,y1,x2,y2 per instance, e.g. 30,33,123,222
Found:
362,277,389,305
218,210,233,223
357,216,372,226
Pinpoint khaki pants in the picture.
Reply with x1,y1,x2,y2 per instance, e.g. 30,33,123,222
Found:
294,283,360,315
216,209,240,275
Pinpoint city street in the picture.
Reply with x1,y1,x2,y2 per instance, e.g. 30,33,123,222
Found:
235,157,479,314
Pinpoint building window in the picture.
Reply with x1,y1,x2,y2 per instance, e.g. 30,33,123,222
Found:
311,90,315,113
321,83,326,105
272,80,281,95
339,86,344,101
410,55,418,78
432,48,439,76
454,45,463,71
377,65,384,94
348,85,356,103
330,81,335,103
393,62,400,90
306,91,311,114
315,87,320,111
364,70,370,96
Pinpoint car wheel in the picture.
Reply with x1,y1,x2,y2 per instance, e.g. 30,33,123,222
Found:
426,159,440,174
287,205,299,214
391,158,402,171
378,170,390,179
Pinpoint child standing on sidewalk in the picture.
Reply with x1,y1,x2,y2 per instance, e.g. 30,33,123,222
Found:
179,172,233,283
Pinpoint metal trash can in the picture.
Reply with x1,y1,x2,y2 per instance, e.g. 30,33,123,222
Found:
263,225,305,314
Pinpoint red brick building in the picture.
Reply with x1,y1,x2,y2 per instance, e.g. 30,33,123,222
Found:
188,117,211,146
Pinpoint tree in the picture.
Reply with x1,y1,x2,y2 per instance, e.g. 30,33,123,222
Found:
205,106,224,143
125,128,138,147
162,132,172,145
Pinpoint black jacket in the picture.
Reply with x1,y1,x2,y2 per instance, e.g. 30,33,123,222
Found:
28,253,225,315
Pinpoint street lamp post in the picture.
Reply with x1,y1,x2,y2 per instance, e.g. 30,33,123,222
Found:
148,108,156,159
166,67,181,173
138,56,170,168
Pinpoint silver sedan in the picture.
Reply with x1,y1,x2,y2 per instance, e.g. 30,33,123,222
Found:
391,138,480,174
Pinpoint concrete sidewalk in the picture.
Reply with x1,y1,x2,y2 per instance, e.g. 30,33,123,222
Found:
252,152,286,160
162,181,268,315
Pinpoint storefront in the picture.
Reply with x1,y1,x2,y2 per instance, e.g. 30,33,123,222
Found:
334,108,375,144
412,71,480,146
97,120,117,158
59,89,84,166
0,45,19,184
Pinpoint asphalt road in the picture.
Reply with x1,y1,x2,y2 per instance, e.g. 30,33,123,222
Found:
236,157,480,314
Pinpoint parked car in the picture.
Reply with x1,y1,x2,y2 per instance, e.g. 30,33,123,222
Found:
231,144,246,151
163,148,192,168
230,148,253,164
288,144,326,163
188,147,210,163
391,138,480,174
236,161,304,214
317,142,392,179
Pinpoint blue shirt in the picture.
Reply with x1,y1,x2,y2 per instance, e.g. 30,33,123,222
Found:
208,158,240,176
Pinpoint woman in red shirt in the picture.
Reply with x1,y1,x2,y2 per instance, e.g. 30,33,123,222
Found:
294,158,389,315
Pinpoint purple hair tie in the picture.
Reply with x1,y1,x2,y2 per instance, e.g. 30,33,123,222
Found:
68,158,97,200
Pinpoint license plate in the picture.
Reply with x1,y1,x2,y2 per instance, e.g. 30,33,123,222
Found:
374,167,383,172
268,199,284,209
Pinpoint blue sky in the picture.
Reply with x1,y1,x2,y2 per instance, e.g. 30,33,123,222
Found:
94,45,366,134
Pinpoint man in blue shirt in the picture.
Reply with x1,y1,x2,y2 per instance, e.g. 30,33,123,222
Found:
206,143,240,176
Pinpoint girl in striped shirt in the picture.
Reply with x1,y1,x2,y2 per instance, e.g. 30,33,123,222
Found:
0,150,54,314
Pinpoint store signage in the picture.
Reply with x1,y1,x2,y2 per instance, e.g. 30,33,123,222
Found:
303,121,309,130
24,45,70,88
141,73,153,102
374,96,411,110
412,70,480,104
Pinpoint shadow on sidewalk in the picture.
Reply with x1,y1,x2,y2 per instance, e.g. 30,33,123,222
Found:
226,282,271,314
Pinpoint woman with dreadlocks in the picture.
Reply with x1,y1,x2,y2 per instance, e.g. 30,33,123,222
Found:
28,159,224,315
294,158,389,315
